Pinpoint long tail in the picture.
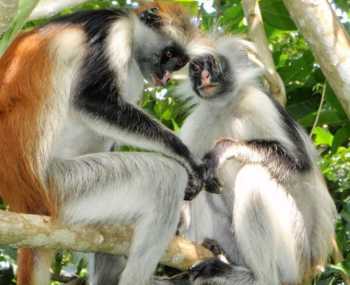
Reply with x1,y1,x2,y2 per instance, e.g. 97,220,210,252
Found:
17,248,54,285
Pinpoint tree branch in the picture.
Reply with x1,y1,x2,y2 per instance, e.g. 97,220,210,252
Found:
0,210,213,271
282,0,350,118
242,0,287,106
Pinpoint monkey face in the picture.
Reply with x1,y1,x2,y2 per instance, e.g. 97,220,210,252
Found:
154,43,189,86
189,54,232,99
135,40,188,87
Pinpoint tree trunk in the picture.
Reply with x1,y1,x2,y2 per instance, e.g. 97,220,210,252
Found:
283,0,350,118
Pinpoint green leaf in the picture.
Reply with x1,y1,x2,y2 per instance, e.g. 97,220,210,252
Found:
334,0,350,11
278,51,314,90
299,110,347,127
312,127,334,147
220,5,244,31
0,0,40,55
286,95,319,121
332,125,350,152
328,263,350,276
260,0,297,30
325,84,348,120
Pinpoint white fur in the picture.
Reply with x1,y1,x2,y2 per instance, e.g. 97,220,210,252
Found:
177,37,337,285
33,17,190,285
106,17,134,96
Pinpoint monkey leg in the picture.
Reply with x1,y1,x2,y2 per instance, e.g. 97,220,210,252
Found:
188,164,308,285
88,253,125,285
50,152,188,285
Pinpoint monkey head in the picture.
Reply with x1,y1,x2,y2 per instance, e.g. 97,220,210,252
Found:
189,54,233,100
135,1,196,86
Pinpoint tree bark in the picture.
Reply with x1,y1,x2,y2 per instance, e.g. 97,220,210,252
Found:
283,0,350,118
0,0,19,36
242,0,287,106
0,210,213,271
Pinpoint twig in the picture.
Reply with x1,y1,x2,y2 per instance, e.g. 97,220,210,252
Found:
310,83,326,137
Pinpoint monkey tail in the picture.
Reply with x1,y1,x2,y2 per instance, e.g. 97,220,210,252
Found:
17,248,54,285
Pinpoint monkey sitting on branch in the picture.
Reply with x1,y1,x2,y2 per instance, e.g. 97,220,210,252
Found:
0,2,221,285
161,36,337,285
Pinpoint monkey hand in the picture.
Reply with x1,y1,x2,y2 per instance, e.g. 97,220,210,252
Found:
184,171,204,201
184,162,221,200
189,258,231,282
201,153,222,194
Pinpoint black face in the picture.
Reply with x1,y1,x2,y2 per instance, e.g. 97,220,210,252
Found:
137,42,189,86
157,45,189,83
189,54,232,99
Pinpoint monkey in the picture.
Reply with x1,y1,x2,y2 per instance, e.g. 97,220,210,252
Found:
164,36,337,285
0,3,220,285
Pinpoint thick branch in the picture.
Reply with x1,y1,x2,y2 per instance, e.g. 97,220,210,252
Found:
242,0,287,106
0,0,19,36
0,210,213,271
283,0,350,118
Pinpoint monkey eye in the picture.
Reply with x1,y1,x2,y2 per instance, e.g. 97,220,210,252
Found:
148,7,159,14
165,50,173,58
191,63,201,73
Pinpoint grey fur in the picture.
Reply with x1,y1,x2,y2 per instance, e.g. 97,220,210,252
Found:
173,37,337,285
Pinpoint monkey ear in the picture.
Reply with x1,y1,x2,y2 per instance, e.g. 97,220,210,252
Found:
139,8,161,29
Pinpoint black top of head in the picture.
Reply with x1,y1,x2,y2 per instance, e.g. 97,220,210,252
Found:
139,8,162,29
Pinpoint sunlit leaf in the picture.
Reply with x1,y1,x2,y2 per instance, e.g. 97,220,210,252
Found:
260,0,297,30
312,127,334,146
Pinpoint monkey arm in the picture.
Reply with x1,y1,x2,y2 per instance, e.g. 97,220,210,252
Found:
76,98,222,199
205,138,311,182
77,98,195,165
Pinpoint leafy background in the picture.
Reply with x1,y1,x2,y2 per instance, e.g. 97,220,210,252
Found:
0,0,349,284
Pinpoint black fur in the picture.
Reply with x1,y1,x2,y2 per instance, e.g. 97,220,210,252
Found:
271,99,312,171
48,9,220,199
189,54,233,99
245,139,310,180
50,9,191,162
189,258,232,281
139,7,162,29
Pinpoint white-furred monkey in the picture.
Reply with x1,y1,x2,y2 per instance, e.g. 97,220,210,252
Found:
0,2,220,285
169,37,337,285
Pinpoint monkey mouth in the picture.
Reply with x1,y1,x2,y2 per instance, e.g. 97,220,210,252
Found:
198,83,219,97
152,71,171,86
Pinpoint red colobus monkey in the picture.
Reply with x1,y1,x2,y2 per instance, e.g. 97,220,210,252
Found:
0,3,219,285
170,37,337,285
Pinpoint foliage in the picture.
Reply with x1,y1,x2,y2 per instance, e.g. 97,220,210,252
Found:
0,0,349,284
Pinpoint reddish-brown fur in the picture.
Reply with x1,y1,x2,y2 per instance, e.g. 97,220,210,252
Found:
1,4,192,284
0,27,60,285
0,29,56,214
136,1,195,40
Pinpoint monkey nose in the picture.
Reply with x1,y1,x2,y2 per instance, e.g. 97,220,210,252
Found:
160,70,171,86
201,70,211,84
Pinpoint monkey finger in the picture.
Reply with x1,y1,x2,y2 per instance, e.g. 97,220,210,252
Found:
184,175,203,201
205,177,222,194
